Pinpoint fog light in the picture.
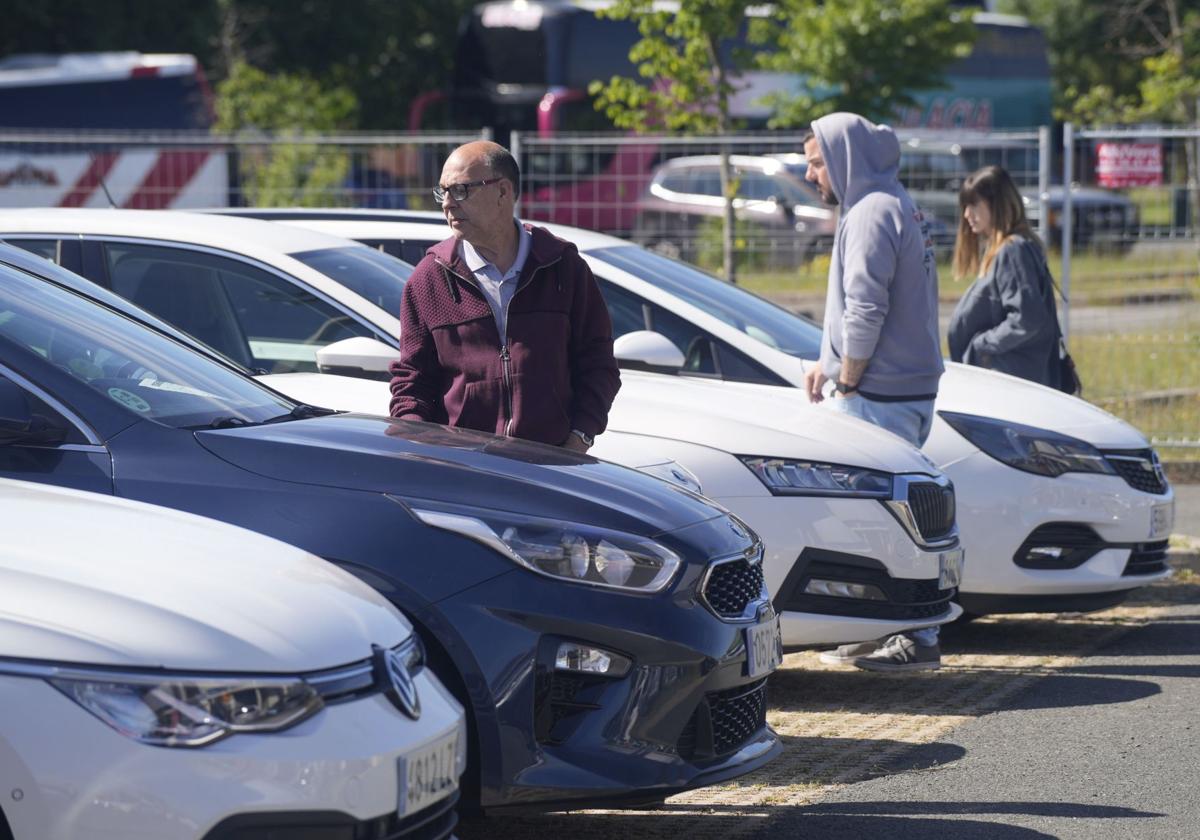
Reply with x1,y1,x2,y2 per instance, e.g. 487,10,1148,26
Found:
1026,546,1064,560
555,642,631,677
803,578,887,601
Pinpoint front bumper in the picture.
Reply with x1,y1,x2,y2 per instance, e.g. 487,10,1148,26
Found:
947,450,1175,611
426,552,781,812
723,495,961,647
0,671,463,840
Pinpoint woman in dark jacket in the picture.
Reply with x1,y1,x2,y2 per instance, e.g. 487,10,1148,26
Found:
947,165,1063,389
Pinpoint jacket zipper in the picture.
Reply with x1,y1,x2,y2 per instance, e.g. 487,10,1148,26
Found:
439,255,563,438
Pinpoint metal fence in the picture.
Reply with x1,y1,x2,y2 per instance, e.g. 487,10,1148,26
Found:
2,124,1196,453
0,129,487,211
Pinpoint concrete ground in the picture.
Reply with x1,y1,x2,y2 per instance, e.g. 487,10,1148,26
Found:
1172,483,1199,539
459,576,1200,840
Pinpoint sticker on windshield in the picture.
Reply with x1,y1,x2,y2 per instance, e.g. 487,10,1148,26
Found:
107,387,151,413
136,379,216,399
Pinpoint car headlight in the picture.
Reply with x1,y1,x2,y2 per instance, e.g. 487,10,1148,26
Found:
401,500,682,593
738,456,893,497
49,673,323,747
637,460,703,495
939,411,1116,478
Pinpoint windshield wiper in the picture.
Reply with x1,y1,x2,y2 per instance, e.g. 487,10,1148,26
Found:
261,403,340,425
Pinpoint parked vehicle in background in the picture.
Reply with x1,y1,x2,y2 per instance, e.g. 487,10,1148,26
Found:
899,137,1140,251
634,154,835,267
0,241,781,812
0,477,464,840
0,52,229,209
242,210,1175,622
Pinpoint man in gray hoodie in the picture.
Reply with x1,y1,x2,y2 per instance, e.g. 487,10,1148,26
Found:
804,112,946,672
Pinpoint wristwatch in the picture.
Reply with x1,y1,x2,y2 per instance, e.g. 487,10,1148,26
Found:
834,381,859,395
571,429,594,447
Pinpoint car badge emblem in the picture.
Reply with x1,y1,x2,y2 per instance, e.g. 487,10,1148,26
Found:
375,646,421,720
728,518,747,540
1150,452,1167,486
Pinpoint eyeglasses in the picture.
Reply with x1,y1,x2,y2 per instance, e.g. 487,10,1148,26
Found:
433,177,502,203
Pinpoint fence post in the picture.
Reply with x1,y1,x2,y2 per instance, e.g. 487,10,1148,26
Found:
1037,125,1051,245
510,130,523,217
1061,121,1074,344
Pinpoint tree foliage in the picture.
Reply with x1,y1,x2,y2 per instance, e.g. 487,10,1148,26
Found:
760,0,977,128
1004,0,1200,125
215,61,358,206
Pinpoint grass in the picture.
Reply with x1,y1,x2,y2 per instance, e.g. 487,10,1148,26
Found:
730,245,1200,458
735,247,1199,307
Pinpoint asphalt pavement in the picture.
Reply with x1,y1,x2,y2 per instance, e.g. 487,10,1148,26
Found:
772,596,1200,839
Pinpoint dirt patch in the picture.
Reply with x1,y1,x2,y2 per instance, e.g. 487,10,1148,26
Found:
459,579,1199,839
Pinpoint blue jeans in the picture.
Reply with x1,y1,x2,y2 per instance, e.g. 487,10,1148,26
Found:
828,394,935,448
829,393,939,648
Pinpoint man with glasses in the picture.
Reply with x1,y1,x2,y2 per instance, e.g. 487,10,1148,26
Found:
389,140,620,451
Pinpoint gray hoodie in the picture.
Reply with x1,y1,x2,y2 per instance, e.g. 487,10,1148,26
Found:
813,113,944,398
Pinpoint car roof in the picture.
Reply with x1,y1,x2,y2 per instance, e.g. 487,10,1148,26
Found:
262,211,632,253
0,208,363,256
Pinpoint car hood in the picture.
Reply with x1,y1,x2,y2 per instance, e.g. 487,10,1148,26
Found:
936,363,1147,447
195,413,723,536
610,372,939,474
0,480,409,671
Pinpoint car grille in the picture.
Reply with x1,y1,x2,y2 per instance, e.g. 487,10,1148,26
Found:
677,678,768,761
773,549,955,621
1123,540,1170,576
1014,523,1104,569
1102,449,1169,495
204,790,458,840
906,482,956,540
702,557,766,620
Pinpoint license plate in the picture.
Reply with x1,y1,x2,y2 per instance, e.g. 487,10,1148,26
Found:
1150,501,1175,540
398,730,459,817
938,548,964,589
746,616,782,678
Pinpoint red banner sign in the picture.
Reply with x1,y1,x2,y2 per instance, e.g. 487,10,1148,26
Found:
1096,142,1162,187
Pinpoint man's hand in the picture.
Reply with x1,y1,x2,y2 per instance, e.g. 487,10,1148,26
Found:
562,433,591,453
804,367,828,403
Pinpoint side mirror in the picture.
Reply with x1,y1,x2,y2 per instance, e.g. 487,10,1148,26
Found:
0,379,65,446
315,337,398,381
613,330,685,372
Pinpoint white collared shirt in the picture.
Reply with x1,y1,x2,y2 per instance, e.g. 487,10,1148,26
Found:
460,222,532,343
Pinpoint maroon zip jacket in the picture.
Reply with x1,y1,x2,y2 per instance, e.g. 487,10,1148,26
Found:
388,224,621,446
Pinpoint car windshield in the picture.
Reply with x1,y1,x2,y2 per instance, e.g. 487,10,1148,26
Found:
0,264,295,428
291,246,412,315
589,246,823,358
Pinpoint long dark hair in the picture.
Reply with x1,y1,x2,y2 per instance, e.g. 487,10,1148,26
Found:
952,165,1041,280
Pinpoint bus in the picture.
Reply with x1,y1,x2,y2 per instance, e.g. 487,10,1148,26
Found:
0,52,227,209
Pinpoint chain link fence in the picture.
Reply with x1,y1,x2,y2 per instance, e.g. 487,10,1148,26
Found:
0,129,487,211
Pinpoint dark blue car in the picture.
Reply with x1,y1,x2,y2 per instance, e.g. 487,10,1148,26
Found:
0,244,781,819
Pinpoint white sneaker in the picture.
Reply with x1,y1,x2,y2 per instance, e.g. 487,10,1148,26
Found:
851,634,941,672
818,640,881,666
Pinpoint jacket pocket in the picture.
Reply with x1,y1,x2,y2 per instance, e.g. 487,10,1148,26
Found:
508,372,571,446
451,377,505,435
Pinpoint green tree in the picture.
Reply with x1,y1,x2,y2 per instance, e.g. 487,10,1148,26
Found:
590,0,762,283
589,0,974,283
215,60,358,206
760,0,977,128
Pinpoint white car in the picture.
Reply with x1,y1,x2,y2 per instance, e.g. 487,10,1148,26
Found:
0,477,465,840
0,208,965,649
234,211,1175,618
